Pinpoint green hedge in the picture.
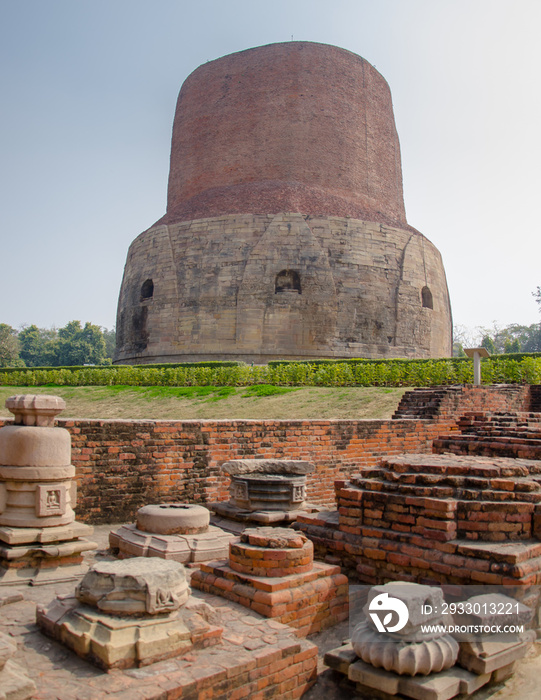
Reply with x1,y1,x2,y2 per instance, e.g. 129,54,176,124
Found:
1,355,541,387
0,360,242,374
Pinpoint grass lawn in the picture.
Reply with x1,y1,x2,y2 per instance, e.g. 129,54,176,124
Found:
0,385,407,420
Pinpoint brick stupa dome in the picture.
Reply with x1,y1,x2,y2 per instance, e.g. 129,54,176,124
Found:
115,42,452,364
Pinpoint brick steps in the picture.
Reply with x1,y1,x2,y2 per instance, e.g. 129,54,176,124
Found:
434,411,541,460
392,388,457,420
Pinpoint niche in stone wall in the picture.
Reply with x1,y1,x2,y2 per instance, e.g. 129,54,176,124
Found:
275,270,301,294
141,279,154,300
421,286,433,309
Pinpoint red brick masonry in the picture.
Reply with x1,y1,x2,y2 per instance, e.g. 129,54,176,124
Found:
0,385,531,525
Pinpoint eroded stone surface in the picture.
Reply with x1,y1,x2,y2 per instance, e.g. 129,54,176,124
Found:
37,592,221,670
364,582,447,639
222,459,315,476
241,527,306,549
109,522,235,564
0,632,36,699
76,558,190,616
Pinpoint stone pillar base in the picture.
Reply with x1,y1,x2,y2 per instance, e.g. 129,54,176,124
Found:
37,594,222,670
109,523,235,564
210,501,322,534
324,632,537,700
0,529,97,586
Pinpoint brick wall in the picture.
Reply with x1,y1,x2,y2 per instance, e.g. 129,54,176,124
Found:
0,385,531,525
0,416,453,524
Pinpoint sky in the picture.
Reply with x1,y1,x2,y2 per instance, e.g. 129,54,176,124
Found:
1,0,541,341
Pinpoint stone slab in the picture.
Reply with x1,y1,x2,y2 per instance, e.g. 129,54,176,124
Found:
0,521,93,545
0,560,90,587
37,594,219,670
0,536,96,561
221,459,315,475
457,632,536,675
0,587,24,606
347,656,490,700
0,658,36,700
109,523,235,563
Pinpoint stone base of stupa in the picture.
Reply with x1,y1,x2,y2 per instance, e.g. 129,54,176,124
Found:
37,594,222,670
109,522,236,564
324,632,536,700
210,500,322,535
0,522,97,586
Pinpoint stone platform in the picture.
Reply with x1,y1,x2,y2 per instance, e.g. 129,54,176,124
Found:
109,503,235,564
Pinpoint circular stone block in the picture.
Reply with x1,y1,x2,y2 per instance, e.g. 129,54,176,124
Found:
76,558,189,616
0,425,71,468
136,503,210,535
351,620,459,676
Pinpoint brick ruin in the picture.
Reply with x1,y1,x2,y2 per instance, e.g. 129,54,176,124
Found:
297,406,541,588
115,42,452,364
2,387,541,698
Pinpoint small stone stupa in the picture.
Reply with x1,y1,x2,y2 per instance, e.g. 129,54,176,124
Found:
325,582,536,700
210,458,319,533
0,395,96,585
37,557,222,669
109,502,235,564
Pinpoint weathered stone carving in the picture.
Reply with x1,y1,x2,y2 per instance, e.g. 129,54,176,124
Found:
75,558,190,615
115,42,452,365
211,459,319,532
351,621,459,676
0,395,96,585
37,557,222,669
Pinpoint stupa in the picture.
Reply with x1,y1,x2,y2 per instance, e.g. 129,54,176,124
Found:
115,42,452,364
0,395,96,585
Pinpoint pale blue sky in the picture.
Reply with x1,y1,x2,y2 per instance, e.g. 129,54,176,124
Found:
1,0,540,338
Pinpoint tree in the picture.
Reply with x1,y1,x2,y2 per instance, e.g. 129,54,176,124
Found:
481,335,495,354
0,324,24,367
18,325,58,366
102,327,116,361
56,321,108,366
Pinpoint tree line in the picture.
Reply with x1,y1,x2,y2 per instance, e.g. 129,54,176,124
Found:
0,322,115,367
453,288,541,357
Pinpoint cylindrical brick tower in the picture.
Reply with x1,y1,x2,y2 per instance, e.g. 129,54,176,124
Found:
115,42,452,363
